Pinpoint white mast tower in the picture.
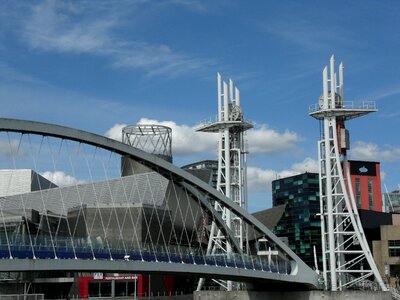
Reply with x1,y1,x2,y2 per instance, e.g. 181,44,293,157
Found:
309,55,387,291
196,73,253,291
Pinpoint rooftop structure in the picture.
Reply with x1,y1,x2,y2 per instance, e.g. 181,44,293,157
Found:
122,124,172,162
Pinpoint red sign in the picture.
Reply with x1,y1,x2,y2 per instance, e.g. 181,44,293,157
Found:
103,276,138,280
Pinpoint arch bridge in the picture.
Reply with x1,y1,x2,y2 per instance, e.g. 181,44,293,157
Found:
0,118,318,290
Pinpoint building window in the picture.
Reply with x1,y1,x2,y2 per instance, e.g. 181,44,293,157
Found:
368,179,374,210
355,178,361,208
389,240,400,257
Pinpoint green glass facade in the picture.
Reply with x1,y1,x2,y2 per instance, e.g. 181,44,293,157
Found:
272,172,322,269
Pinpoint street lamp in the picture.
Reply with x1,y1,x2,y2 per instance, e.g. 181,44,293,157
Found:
133,274,137,300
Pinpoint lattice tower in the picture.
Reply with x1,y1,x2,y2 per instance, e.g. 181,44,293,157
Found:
196,73,253,291
309,55,387,291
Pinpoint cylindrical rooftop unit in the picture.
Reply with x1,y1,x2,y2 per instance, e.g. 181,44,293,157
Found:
121,124,172,176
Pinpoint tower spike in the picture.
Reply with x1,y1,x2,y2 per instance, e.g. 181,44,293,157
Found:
229,79,234,103
235,87,240,106
330,56,336,108
339,62,344,100
217,73,223,120
223,81,229,122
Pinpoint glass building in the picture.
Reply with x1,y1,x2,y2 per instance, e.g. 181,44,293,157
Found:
272,172,321,270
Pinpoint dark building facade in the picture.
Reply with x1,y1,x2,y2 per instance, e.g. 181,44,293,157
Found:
182,160,218,189
272,172,321,269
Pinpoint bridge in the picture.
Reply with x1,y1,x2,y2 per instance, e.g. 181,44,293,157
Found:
0,118,318,292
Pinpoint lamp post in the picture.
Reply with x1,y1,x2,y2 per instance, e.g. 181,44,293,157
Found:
385,263,390,287
133,274,137,300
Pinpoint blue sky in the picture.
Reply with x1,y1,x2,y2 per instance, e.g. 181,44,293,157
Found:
0,0,399,211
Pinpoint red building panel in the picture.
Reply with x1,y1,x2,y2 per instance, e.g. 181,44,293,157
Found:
348,160,383,212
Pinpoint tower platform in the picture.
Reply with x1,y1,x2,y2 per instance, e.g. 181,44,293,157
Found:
196,119,253,133
309,100,377,121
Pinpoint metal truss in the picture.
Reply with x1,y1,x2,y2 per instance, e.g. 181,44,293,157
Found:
196,74,253,291
310,55,387,291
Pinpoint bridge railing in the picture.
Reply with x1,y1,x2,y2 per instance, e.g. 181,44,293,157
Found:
309,100,377,112
0,295,43,300
0,236,291,274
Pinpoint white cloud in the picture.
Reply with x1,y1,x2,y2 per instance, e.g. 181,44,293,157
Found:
247,167,279,193
138,118,217,155
20,1,212,77
247,157,318,192
41,171,83,186
247,124,300,154
291,157,319,173
24,2,113,53
105,119,302,156
104,123,126,143
104,120,315,193
105,119,217,155
351,141,400,162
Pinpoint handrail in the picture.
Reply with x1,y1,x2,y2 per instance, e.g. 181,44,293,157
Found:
309,100,377,113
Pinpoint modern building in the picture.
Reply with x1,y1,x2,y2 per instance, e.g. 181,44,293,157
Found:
182,160,218,189
272,172,321,270
348,160,383,212
0,168,203,298
0,169,56,197
366,213,400,287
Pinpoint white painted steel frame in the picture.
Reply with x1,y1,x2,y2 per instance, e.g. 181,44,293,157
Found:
311,56,387,291
196,73,252,291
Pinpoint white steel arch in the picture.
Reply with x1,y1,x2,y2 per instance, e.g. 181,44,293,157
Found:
309,55,387,291
0,117,317,289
